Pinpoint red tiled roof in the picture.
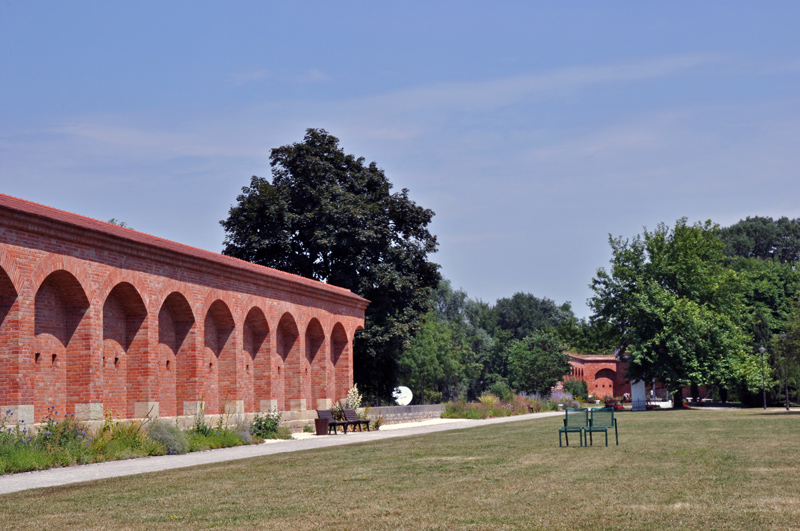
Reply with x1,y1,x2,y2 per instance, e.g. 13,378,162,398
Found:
0,193,368,306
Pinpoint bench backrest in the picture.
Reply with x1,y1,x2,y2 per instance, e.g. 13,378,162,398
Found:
590,407,614,428
564,408,589,428
343,409,360,422
317,409,335,422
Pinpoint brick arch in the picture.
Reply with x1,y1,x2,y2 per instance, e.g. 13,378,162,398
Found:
594,368,617,398
0,246,23,297
243,305,270,413
96,269,152,311
28,254,95,304
102,282,149,418
32,269,93,420
157,291,196,417
305,318,326,409
203,299,236,414
331,322,350,404
277,311,300,411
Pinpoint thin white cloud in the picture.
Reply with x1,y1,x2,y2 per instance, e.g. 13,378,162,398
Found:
232,69,271,86
358,53,723,114
292,69,330,83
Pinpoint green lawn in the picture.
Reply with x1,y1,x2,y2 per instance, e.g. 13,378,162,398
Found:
1,408,799,530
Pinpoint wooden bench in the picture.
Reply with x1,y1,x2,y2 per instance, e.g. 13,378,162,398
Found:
316,409,348,435
558,408,589,447
586,407,619,446
343,409,370,432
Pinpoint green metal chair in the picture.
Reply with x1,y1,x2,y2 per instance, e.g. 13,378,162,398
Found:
586,407,619,446
558,408,589,447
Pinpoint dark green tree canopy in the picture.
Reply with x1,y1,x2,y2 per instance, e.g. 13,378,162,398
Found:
220,128,441,401
507,330,570,395
719,216,800,263
493,292,573,341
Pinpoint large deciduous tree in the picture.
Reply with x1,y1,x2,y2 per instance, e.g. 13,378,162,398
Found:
398,312,464,404
220,128,440,402
507,330,570,395
590,218,761,405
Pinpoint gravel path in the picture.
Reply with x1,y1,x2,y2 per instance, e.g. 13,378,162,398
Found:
0,411,561,495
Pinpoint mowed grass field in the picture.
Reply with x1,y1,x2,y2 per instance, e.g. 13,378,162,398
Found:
1,409,799,530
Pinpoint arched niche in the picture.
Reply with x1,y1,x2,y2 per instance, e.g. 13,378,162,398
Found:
102,282,148,418
157,292,195,417
33,270,91,420
594,368,616,398
243,306,270,412
203,300,235,414
277,312,300,410
330,323,349,404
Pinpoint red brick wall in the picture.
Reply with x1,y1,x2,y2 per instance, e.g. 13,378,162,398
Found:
565,354,631,399
0,194,368,421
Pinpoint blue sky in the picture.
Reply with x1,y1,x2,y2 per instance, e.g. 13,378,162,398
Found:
2,3,799,318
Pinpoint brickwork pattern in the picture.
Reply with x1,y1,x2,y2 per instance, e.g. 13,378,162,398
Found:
566,353,631,399
0,194,367,422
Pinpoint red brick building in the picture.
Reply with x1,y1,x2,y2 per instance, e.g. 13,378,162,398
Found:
0,194,368,424
563,353,631,399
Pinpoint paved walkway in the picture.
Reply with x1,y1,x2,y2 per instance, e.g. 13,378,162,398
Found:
0,411,561,495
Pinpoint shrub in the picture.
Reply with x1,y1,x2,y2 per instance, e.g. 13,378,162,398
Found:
564,379,589,401
331,401,344,421
90,414,166,461
490,381,514,402
250,411,285,439
478,393,499,406
345,384,362,409
147,421,189,455
187,430,245,452
423,390,443,404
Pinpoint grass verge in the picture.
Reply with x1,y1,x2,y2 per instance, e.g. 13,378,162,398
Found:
1,409,799,530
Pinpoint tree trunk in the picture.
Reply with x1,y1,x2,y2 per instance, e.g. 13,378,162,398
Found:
672,391,684,408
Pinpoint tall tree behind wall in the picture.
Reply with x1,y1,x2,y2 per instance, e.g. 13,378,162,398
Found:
220,129,441,402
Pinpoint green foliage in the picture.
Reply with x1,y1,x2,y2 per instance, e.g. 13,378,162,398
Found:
250,411,287,439
399,312,462,403
187,430,245,452
423,390,443,403
774,300,800,407
564,379,589,401
91,415,166,461
401,279,584,403
493,293,573,341
442,394,559,419
147,421,189,455
719,216,800,263
330,401,344,421
507,330,571,394
489,381,513,402
556,317,617,354
590,218,760,396
220,128,441,401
